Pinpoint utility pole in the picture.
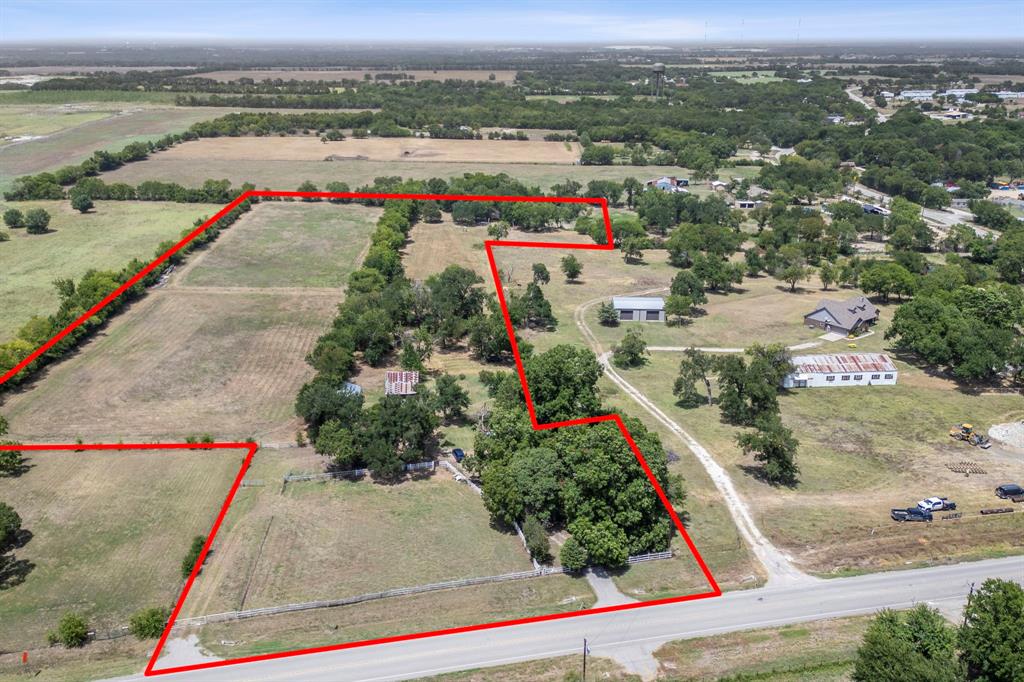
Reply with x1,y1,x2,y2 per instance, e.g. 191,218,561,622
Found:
581,637,588,680
962,581,975,628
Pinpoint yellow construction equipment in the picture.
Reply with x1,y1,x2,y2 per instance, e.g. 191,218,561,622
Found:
950,423,975,441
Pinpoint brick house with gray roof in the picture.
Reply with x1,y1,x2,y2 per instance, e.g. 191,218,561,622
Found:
803,296,878,336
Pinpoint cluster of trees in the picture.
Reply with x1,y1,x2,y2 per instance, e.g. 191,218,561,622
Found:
5,135,194,201
800,109,1024,206
473,346,680,567
3,207,52,234
296,198,486,477
0,199,253,389
1,429,28,587
852,579,1023,682
757,155,845,201
675,345,799,484
886,282,1024,383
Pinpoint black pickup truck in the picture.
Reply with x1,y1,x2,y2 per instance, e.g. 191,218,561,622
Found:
891,507,933,522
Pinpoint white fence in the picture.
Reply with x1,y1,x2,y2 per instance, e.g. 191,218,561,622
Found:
173,566,566,629
281,460,435,483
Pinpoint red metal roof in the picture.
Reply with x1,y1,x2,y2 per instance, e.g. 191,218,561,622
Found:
790,353,896,375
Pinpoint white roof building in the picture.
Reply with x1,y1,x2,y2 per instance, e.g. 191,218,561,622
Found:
612,296,665,322
783,354,898,389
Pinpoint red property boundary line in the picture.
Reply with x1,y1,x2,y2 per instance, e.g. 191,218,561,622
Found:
0,191,722,677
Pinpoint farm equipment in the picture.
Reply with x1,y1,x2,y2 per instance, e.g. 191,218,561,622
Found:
949,423,992,449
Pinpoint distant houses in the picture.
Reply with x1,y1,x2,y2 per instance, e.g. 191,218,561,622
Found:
783,353,898,388
612,296,665,322
646,176,689,193
803,296,879,336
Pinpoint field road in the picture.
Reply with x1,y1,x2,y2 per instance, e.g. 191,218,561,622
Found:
574,293,814,588
109,557,1023,682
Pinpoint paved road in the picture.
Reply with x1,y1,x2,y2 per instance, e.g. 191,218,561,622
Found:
851,183,991,236
117,557,1022,682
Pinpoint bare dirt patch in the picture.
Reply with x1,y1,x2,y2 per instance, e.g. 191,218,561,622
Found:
160,136,581,164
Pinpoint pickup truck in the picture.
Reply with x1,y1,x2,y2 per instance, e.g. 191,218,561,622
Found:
917,497,957,512
892,507,933,522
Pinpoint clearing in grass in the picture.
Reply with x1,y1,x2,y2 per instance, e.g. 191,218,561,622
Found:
179,450,536,618
177,202,381,289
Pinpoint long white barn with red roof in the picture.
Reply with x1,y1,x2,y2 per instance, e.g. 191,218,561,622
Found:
782,353,898,388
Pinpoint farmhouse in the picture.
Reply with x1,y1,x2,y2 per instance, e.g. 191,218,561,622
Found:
783,353,898,388
612,296,665,322
803,295,878,335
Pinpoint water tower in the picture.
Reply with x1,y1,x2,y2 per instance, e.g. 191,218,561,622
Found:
651,63,666,97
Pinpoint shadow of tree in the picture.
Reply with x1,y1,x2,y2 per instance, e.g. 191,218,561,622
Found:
738,463,799,490
0,554,34,590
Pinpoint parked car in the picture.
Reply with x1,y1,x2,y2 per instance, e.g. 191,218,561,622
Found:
891,507,933,522
452,448,466,463
995,483,1024,499
917,497,957,512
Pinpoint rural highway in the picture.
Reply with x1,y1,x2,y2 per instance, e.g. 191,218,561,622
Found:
115,557,1023,682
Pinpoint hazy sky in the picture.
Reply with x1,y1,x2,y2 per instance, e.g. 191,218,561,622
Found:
1,0,1021,44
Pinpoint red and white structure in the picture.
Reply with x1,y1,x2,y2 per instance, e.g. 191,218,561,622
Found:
385,370,420,396
783,353,898,388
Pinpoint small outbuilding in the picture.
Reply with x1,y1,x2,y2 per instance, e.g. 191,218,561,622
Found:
612,296,665,322
783,353,898,388
385,370,420,396
804,296,879,336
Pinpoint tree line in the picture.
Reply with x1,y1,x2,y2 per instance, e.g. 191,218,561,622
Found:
0,200,254,390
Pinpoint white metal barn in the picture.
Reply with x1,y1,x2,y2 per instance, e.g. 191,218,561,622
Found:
783,354,898,389
612,296,665,322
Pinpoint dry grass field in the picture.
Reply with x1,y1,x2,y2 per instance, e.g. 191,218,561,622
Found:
0,200,221,342
160,136,581,164
195,69,518,83
194,574,594,659
178,202,381,289
1,288,338,444
102,156,687,192
0,448,248,651
180,449,535,618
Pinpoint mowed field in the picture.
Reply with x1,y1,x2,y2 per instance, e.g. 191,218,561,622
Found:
178,202,381,288
159,136,582,164
1,288,337,444
180,449,536,618
0,200,221,341
102,154,687,191
195,69,518,83
0,448,248,650
0,104,111,138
